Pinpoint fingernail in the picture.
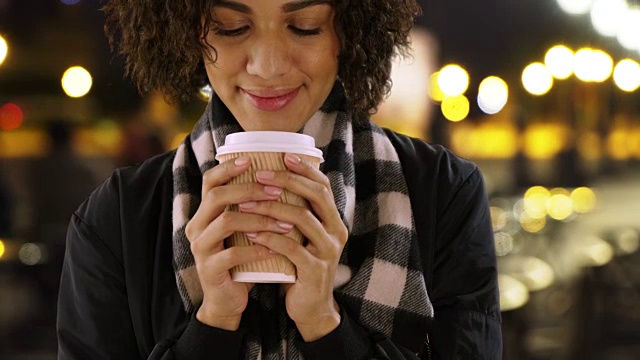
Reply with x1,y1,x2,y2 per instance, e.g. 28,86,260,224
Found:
239,201,257,210
285,153,301,165
264,186,282,196
245,232,257,240
256,170,275,180
235,157,250,166
277,221,294,231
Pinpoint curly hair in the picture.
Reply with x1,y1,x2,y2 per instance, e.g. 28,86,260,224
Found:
103,0,421,122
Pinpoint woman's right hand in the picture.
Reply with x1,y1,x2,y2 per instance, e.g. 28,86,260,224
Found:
185,156,292,330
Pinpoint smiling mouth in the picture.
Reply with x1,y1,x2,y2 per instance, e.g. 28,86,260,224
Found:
241,87,301,112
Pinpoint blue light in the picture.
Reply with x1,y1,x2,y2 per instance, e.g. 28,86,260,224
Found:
60,0,82,5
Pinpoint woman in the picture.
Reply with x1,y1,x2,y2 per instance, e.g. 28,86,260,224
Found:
57,0,502,359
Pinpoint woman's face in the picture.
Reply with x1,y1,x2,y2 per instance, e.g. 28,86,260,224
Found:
203,0,340,132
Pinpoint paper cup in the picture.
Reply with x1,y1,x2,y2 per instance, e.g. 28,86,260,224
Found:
215,131,324,283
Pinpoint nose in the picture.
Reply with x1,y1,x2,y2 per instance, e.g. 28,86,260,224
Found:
246,34,292,80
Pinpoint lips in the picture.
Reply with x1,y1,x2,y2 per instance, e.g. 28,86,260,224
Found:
241,86,301,112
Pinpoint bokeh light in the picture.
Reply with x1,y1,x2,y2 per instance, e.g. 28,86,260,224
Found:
613,59,640,92
0,103,24,131
438,64,469,97
547,190,574,221
591,0,628,37
494,232,514,257
518,257,556,291
60,0,82,4
19,243,44,266
522,63,553,96
429,72,446,102
477,76,509,114
571,187,597,213
61,66,93,98
499,274,530,311
580,236,614,267
574,48,613,82
524,186,550,219
441,95,469,122
617,9,640,51
545,45,574,79
557,0,594,15
0,240,5,259
0,35,7,65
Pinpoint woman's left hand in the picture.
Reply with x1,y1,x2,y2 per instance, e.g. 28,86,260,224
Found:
238,153,348,342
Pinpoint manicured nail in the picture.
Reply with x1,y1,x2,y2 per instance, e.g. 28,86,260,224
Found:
277,221,294,231
245,232,257,240
235,157,250,166
264,186,282,196
285,153,301,165
239,201,257,210
256,170,275,180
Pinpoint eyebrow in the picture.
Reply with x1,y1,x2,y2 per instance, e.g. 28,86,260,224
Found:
214,0,332,14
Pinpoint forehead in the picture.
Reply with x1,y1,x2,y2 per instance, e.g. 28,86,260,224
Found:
209,0,334,14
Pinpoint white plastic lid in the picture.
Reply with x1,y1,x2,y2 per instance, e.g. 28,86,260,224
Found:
215,131,324,160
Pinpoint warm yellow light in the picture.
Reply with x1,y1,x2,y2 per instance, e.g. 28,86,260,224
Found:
490,207,508,232
61,66,93,98
580,236,614,267
521,257,556,291
450,122,519,159
477,76,509,114
547,193,573,220
520,213,547,233
522,63,553,96
574,48,613,82
557,0,594,15
0,35,7,65
571,187,596,213
523,123,567,159
0,240,5,258
524,186,550,219
591,0,628,37
429,72,446,102
438,64,469,97
577,131,602,160
498,274,530,311
494,232,514,256
545,45,574,79
607,128,631,160
613,59,640,92
441,95,469,122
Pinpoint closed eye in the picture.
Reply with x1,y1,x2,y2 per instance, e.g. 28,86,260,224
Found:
213,25,249,37
289,26,322,36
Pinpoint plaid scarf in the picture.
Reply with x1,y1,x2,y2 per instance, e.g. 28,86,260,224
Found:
172,83,433,359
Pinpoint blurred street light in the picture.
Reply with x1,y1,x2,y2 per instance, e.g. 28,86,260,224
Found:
617,8,640,51
61,66,93,98
591,0,628,37
441,95,469,122
545,45,574,79
0,35,7,66
477,76,508,115
557,0,594,15
438,64,469,97
573,48,613,82
522,62,553,95
613,58,640,92
429,72,446,102
498,274,530,311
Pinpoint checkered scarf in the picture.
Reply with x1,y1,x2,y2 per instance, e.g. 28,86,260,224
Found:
172,83,433,359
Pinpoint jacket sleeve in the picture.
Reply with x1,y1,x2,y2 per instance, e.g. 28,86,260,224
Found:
429,168,502,359
57,197,248,359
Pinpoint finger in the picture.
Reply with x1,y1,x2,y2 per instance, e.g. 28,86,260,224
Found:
192,211,295,255
239,200,341,257
200,244,278,285
248,232,315,270
186,182,283,241
254,169,339,228
202,156,252,198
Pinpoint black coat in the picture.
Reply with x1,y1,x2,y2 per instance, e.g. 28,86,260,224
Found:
57,129,502,359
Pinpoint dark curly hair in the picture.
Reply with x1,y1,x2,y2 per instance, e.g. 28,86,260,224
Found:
103,0,421,122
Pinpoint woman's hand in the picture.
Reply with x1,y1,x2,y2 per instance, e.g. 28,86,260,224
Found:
184,156,294,331
239,153,348,341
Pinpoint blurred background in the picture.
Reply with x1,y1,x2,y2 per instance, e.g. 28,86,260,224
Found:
1,0,639,359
